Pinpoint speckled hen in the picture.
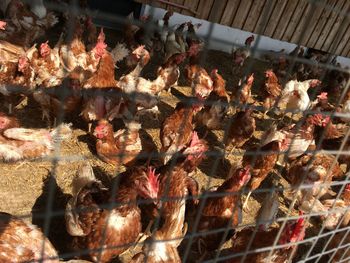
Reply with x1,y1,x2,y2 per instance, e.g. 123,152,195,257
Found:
0,212,59,262
65,164,159,263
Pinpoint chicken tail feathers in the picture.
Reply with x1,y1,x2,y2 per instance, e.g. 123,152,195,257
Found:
71,164,98,196
65,164,101,236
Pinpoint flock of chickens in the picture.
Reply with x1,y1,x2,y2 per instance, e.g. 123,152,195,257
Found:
1,1,350,262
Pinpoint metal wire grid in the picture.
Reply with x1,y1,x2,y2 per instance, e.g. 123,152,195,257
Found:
0,0,350,262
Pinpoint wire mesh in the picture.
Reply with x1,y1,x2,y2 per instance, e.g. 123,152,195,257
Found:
0,0,350,262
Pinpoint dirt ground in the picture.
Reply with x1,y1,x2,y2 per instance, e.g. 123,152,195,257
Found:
0,31,337,262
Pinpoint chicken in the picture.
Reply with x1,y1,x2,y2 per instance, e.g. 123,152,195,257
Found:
65,164,159,262
260,114,323,160
0,212,59,262
195,69,230,130
242,141,287,209
160,102,196,164
231,73,254,106
0,0,58,47
133,16,155,51
309,92,334,113
340,98,350,123
157,52,187,92
0,123,72,161
185,64,213,101
134,136,207,263
33,66,90,124
278,79,321,114
231,35,254,74
186,22,203,48
123,12,142,48
0,21,6,30
224,108,256,154
80,30,124,129
80,91,124,132
1,0,47,19
131,228,182,263
325,64,349,97
0,41,37,113
262,70,282,115
317,184,350,230
0,111,20,133
34,29,111,123
326,230,350,262
288,153,343,214
312,113,349,151
256,189,279,230
226,213,305,262
82,33,118,89
93,119,142,166
154,11,174,50
192,167,251,253
32,41,66,119
118,46,158,101
338,87,350,123
164,22,187,62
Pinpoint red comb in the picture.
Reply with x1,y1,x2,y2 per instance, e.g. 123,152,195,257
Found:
317,92,328,100
190,131,200,147
313,113,330,127
94,29,107,58
290,211,305,243
18,57,28,72
211,69,218,75
345,184,350,191
265,70,273,76
148,167,160,191
0,21,6,30
239,166,251,184
140,15,149,21
97,28,105,43
134,45,145,52
40,41,50,57
247,73,254,84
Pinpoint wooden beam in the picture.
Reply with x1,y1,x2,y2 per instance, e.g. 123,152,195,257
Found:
322,0,350,52
254,0,276,34
196,0,215,20
272,0,299,40
220,0,241,26
314,0,346,49
208,0,227,23
282,0,308,42
244,0,267,33
181,0,200,16
264,0,288,37
232,0,253,30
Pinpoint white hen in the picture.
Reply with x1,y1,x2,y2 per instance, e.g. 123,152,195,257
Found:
279,79,321,113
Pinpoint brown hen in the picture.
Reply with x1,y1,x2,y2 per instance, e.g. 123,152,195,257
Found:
65,164,159,263
195,69,230,130
193,167,251,253
225,214,305,263
0,212,58,262
93,119,143,166
160,102,196,164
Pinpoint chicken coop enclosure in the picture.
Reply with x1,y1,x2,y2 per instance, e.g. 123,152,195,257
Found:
1,0,350,262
